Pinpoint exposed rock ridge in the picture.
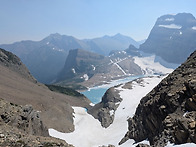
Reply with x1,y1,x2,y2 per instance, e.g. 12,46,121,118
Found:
0,48,36,83
0,98,73,146
120,50,196,146
88,87,122,127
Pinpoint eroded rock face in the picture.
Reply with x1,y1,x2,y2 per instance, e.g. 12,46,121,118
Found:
0,98,73,146
120,50,196,146
88,87,122,128
0,98,48,137
0,48,36,83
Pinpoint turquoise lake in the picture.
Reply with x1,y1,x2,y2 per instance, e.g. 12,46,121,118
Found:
82,75,144,104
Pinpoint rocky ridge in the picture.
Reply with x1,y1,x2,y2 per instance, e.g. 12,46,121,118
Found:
120,50,196,146
0,48,36,83
88,87,122,127
0,98,73,147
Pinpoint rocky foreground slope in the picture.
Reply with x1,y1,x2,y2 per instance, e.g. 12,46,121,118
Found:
120,50,196,146
0,98,73,147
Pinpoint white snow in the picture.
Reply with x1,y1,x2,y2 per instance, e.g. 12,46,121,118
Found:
192,26,196,30
165,18,174,21
90,103,95,106
114,63,127,75
46,42,49,45
179,31,182,35
83,74,89,81
49,76,166,147
91,65,96,71
159,24,182,29
166,142,196,147
109,110,115,116
72,68,76,74
133,55,173,75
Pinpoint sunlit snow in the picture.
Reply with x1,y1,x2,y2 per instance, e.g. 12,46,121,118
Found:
49,76,165,147
159,24,182,29
83,74,89,81
133,55,173,75
192,26,196,30
165,18,174,21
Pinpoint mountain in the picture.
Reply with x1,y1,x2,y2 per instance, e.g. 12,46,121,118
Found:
120,50,196,146
0,33,138,83
55,49,143,89
84,33,140,55
140,13,196,64
0,48,91,134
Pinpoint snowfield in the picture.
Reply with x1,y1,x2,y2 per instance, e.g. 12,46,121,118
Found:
133,55,174,75
49,76,166,147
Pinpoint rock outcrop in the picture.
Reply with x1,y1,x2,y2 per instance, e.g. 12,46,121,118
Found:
0,98,73,147
120,50,196,146
88,87,122,127
0,48,36,83
0,98,48,136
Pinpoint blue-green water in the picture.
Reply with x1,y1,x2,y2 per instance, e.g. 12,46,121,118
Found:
82,75,144,104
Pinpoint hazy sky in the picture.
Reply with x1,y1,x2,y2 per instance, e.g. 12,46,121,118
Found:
1,0,196,44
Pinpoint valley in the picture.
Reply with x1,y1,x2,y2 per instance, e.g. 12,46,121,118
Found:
0,11,196,147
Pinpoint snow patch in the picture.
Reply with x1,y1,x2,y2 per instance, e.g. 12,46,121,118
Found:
165,18,174,21
46,42,49,45
72,68,76,74
91,65,96,71
83,74,89,81
133,55,173,75
110,110,115,116
179,31,182,35
159,24,182,29
90,103,95,106
114,63,127,75
192,26,196,30
166,142,196,147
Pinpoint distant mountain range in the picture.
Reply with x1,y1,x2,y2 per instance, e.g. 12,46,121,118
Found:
140,13,196,64
0,33,139,83
1,12,196,85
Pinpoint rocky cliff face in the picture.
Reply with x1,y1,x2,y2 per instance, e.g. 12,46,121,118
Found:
88,87,122,127
0,98,73,147
140,13,196,64
120,50,196,146
0,48,36,83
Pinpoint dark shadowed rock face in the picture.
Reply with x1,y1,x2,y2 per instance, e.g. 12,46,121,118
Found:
140,13,196,64
0,99,73,147
0,98,48,137
88,87,122,128
0,48,36,83
120,50,196,146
